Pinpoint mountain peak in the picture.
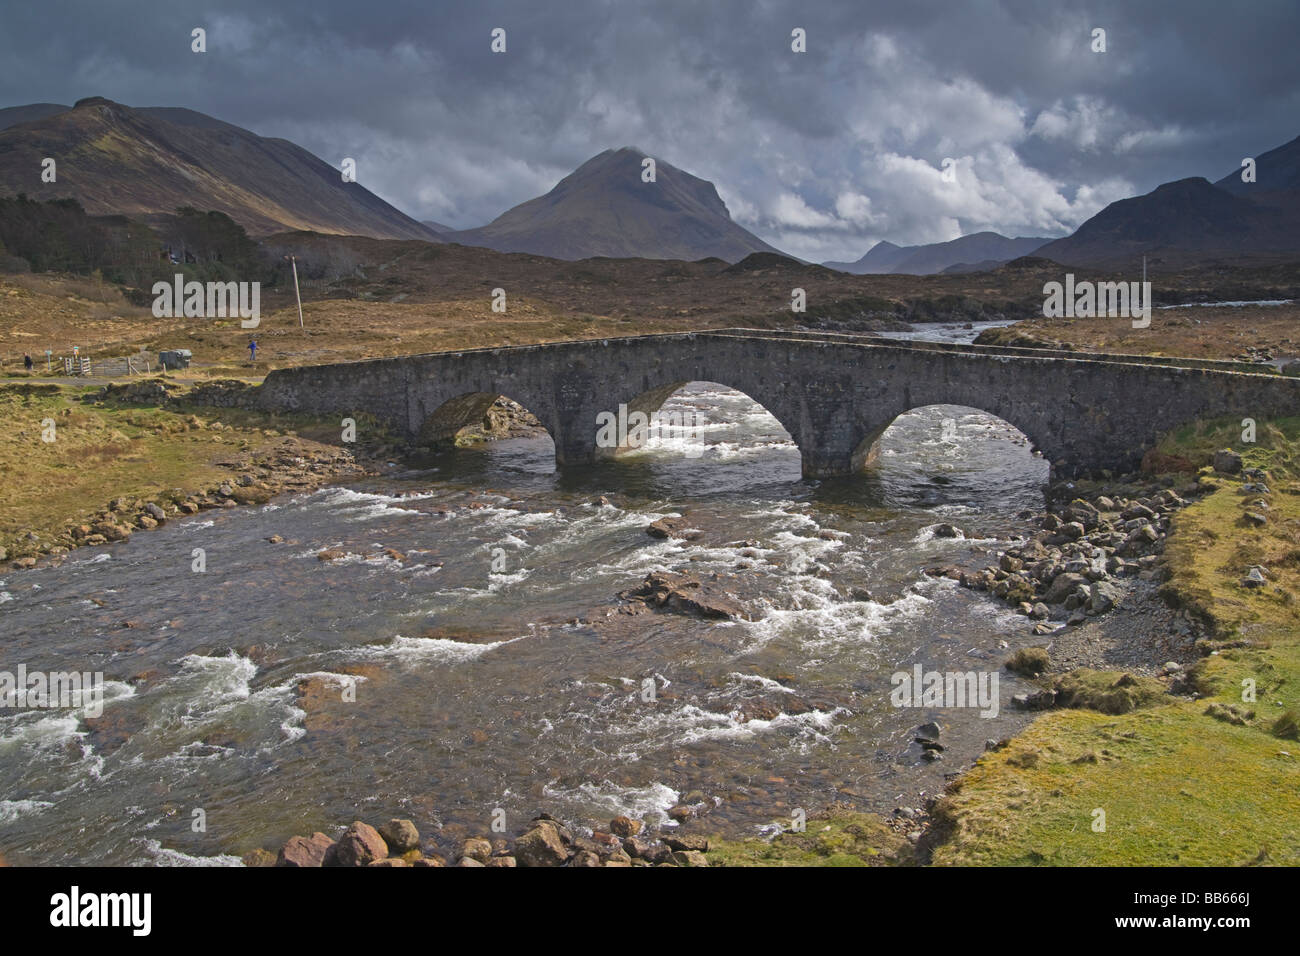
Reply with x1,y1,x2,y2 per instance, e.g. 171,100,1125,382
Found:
0,99,441,241
1216,133,1300,196
449,149,778,262
824,232,1050,275
72,96,121,110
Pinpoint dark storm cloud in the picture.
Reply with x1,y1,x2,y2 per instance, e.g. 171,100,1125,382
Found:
2,0,1297,260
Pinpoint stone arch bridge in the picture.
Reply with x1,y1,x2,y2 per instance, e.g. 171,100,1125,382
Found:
252,329,1300,478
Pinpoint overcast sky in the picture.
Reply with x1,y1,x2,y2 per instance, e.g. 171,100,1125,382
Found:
2,0,1297,261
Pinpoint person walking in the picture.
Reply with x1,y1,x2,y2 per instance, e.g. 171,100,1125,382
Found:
23,354,33,372
248,340,258,362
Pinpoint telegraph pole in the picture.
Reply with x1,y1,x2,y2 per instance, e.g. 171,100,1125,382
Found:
285,254,305,329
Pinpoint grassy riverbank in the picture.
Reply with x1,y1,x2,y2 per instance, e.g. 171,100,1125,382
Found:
0,380,376,564
710,416,1300,866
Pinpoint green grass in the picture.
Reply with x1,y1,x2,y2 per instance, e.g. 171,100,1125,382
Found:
0,381,361,559
929,707,1299,865
706,812,913,867
926,414,1300,866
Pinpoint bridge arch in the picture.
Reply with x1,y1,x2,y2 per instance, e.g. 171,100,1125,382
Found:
605,378,802,461
415,390,555,451
851,401,1055,473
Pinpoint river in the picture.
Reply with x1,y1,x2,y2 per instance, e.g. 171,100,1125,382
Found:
0,383,1052,865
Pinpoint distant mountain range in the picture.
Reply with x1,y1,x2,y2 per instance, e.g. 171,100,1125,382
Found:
823,232,1051,275
1,96,1297,271
444,147,781,262
0,98,441,241
1035,134,1300,268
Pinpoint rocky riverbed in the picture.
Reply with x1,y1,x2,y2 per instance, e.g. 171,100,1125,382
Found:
249,813,715,867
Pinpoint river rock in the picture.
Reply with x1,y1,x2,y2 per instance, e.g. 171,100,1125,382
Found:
631,570,748,620
459,836,493,863
1122,502,1156,521
1087,580,1124,615
1012,689,1058,710
669,849,709,867
1043,571,1089,604
379,818,421,854
1118,524,1158,555
1059,521,1086,540
624,837,671,863
664,833,710,852
609,815,641,838
514,821,570,867
90,521,130,542
242,848,277,867
276,832,336,867
1064,499,1100,529
915,720,942,742
328,821,388,866
646,516,691,539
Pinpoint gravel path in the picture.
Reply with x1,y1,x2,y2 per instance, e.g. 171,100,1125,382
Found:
1033,578,1200,675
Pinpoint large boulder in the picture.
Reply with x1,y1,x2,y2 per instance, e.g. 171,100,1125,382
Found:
276,832,335,867
328,821,389,866
646,516,693,539
631,570,748,620
1212,449,1243,474
513,821,570,867
1087,580,1124,615
378,818,421,854
1043,571,1090,605
459,837,493,864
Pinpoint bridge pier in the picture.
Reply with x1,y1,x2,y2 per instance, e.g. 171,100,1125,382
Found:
552,433,599,469
799,448,857,479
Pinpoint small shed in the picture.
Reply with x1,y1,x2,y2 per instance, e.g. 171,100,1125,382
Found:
159,349,192,370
